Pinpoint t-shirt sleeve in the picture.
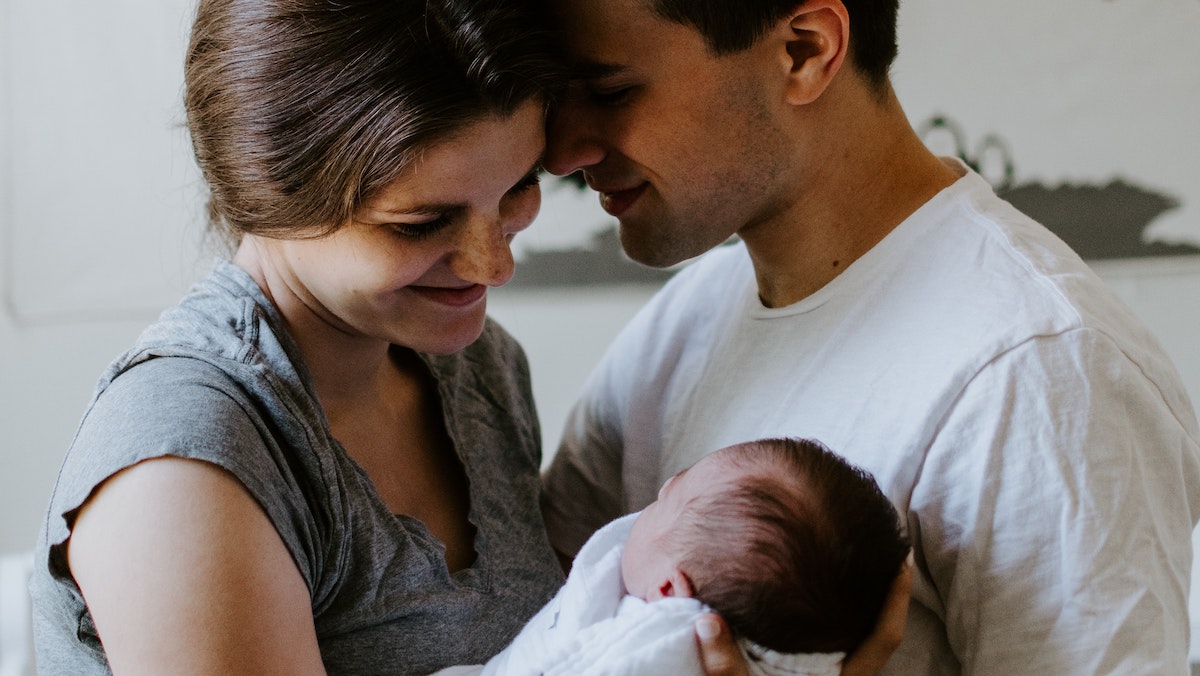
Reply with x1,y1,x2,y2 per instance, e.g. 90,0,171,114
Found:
540,353,630,558
540,249,745,559
909,328,1200,673
45,356,326,593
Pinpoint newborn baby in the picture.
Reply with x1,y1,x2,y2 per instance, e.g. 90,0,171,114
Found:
445,437,909,676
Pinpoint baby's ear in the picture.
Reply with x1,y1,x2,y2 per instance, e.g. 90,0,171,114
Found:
652,568,696,600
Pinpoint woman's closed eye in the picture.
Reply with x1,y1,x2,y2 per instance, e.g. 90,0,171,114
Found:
387,211,459,240
509,169,542,195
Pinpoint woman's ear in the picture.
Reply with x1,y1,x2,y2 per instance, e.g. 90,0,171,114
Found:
650,567,696,600
771,0,850,106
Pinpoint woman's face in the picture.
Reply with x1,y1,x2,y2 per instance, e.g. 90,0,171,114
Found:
251,101,545,355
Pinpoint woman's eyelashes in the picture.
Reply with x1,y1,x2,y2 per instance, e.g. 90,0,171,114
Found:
511,169,542,194
388,213,457,240
382,171,539,240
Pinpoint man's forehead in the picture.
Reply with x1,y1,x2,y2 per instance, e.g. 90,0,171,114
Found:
554,0,665,65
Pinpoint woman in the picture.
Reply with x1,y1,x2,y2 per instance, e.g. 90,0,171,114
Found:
32,0,564,673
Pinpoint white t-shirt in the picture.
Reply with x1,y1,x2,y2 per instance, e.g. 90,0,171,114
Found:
542,167,1200,674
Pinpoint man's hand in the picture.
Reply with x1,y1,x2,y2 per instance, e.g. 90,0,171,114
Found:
695,614,749,676
695,555,912,676
841,555,913,676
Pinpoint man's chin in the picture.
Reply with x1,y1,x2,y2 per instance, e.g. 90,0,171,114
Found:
618,225,717,270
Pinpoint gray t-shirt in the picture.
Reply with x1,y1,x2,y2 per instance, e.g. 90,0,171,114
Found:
31,259,563,675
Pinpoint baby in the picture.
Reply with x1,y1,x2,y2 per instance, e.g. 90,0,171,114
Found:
450,438,909,676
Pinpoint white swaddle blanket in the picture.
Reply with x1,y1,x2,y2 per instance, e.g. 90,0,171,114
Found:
453,513,843,676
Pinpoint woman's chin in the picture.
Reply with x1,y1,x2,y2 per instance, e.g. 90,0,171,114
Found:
399,319,488,356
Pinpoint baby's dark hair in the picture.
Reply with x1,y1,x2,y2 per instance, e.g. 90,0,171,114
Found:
667,438,909,654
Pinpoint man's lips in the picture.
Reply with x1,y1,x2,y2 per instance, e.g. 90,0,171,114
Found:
408,284,487,307
595,183,648,218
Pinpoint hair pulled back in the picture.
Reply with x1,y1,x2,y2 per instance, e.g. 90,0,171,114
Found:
185,0,564,244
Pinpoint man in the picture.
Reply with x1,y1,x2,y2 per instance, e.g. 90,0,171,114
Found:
540,0,1200,673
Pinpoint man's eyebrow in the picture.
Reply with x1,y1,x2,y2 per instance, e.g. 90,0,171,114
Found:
568,62,627,80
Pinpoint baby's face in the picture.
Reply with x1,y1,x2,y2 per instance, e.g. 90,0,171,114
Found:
621,450,743,600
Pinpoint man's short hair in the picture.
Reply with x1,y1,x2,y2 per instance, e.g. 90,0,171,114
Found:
649,0,899,88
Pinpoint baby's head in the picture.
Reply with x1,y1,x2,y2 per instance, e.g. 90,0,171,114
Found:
621,438,909,654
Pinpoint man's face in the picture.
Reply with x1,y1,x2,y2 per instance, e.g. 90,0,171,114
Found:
544,0,793,268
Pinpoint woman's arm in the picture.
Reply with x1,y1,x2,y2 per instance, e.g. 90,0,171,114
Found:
68,457,326,675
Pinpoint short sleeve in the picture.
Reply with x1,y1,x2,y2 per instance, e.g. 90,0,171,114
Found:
540,357,629,558
45,356,327,593
909,328,1200,673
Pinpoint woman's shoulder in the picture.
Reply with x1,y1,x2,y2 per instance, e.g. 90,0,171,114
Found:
61,357,300,520
124,260,303,376
86,356,264,445
44,352,335,599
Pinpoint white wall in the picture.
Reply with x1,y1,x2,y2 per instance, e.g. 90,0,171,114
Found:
0,0,205,554
1,0,1199,654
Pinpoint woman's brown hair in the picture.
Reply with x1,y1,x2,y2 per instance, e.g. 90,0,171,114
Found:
185,0,564,246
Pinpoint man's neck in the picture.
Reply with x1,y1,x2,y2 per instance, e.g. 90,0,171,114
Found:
739,87,962,308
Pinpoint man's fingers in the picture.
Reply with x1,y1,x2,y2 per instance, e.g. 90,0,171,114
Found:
695,613,750,676
841,553,913,676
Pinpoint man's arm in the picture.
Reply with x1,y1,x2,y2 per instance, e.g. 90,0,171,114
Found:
69,457,326,675
913,330,1200,673
541,362,633,557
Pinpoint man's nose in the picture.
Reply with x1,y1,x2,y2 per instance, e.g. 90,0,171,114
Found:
543,100,606,176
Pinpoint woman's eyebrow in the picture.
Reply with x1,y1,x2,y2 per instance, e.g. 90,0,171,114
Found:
370,203,465,217
366,157,543,216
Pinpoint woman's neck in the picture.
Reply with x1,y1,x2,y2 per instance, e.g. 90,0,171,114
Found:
232,237,405,407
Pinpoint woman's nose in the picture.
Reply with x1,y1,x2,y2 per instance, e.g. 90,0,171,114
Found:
448,177,542,287
450,216,518,288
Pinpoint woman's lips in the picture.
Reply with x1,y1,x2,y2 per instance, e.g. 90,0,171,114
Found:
598,183,648,217
409,284,487,307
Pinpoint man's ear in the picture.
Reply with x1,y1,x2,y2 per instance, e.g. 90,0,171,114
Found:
650,567,696,600
770,0,849,106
